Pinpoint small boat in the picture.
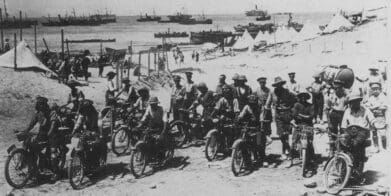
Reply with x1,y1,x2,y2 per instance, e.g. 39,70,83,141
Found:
179,14,213,25
137,10,161,22
256,15,271,21
190,30,233,44
154,29,188,38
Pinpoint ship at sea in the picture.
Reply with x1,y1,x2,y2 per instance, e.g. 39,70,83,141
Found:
179,14,213,25
245,4,269,17
0,0,37,29
90,9,116,24
137,10,161,22
42,9,104,27
159,11,192,23
190,30,233,44
234,23,274,37
154,29,188,38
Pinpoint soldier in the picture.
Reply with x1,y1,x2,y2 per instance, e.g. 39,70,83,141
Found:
67,80,85,112
170,75,186,121
266,76,296,160
189,82,215,131
324,80,348,156
230,73,240,89
286,72,300,95
215,74,227,95
233,75,252,111
184,72,198,109
308,73,326,124
105,71,117,106
255,77,272,150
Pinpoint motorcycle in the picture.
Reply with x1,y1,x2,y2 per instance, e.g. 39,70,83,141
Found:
322,125,371,194
231,123,260,176
129,126,175,178
68,130,107,190
4,131,67,189
204,117,237,161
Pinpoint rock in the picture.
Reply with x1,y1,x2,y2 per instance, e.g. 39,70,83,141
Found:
339,190,353,196
316,187,327,194
304,182,317,188
150,184,157,189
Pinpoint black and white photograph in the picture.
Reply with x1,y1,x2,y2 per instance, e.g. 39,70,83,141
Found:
0,0,390,195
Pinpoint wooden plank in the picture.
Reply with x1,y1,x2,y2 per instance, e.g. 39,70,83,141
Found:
19,11,22,41
65,39,116,43
34,24,37,54
42,38,50,52
0,8,4,50
14,33,16,70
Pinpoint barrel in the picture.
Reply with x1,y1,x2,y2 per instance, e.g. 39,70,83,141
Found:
335,67,355,89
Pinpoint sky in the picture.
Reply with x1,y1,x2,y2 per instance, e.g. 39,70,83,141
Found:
4,0,388,17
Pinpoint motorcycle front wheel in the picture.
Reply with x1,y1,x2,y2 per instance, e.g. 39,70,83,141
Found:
68,153,86,190
5,148,32,189
205,134,219,161
111,127,130,156
231,146,247,176
323,155,352,194
130,148,147,178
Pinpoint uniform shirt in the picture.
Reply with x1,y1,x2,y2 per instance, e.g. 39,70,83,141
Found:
238,105,261,123
192,91,215,111
170,85,186,109
266,88,296,110
107,79,116,92
310,81,325,95
133,97,149,111
184,80,198,107
325,90,348,111
74,111,99,133
141,105,166,126
25,111,50,139
365,93,387,117
292,102,314,125
118,86,137,103
233,85,252,110
341,106,375,130
214,97,240,117
287,80,300,95
255,86,270,106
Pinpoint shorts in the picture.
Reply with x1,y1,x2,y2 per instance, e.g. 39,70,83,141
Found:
275,110,292,136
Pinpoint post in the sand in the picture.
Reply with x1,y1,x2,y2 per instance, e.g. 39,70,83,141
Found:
61,29,64,60
128,41,132,78
148,49,150,77
13,33,16,70
43,38,50,52
66,39,70,57
34,24,37,54
0,8,4,51
19,11,22,41
138,51,141,80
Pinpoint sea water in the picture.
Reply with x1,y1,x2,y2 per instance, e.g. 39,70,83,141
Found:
2,13,332,54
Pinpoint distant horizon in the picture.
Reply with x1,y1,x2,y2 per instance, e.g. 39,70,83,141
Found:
2,0,387,18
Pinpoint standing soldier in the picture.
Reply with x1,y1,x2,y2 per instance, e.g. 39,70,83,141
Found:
233,75,252,111
170,75,186,121
105,71,117,106
215,74,227,96
308,73,326,124
184,72,198,109
266,76,296,160
81,50,91,81
324,80,348,156
255,77,273,157
286,72,300,95
4,38,11,52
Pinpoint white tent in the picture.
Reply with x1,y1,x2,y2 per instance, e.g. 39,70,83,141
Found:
271,27,298,44
0,40,53,73
233,29,254,51
323,13,354,34
292,22,321,42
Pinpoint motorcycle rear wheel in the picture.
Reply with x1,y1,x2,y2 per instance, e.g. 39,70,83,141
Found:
111,127,130,156
205,135,219,161
231,146,246,176
5,149,32,189
130,148,147,178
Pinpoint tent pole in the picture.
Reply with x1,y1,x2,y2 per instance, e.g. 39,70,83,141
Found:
148,49,150,77
66,39,70,57
19,11,22,41
0,8,4,51
61,29,64,60
128,41,132,78
138,51,141,80
14,33,17,70
34,24,37,54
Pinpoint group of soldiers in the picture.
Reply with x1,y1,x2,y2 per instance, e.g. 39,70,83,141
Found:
166,67,387,165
